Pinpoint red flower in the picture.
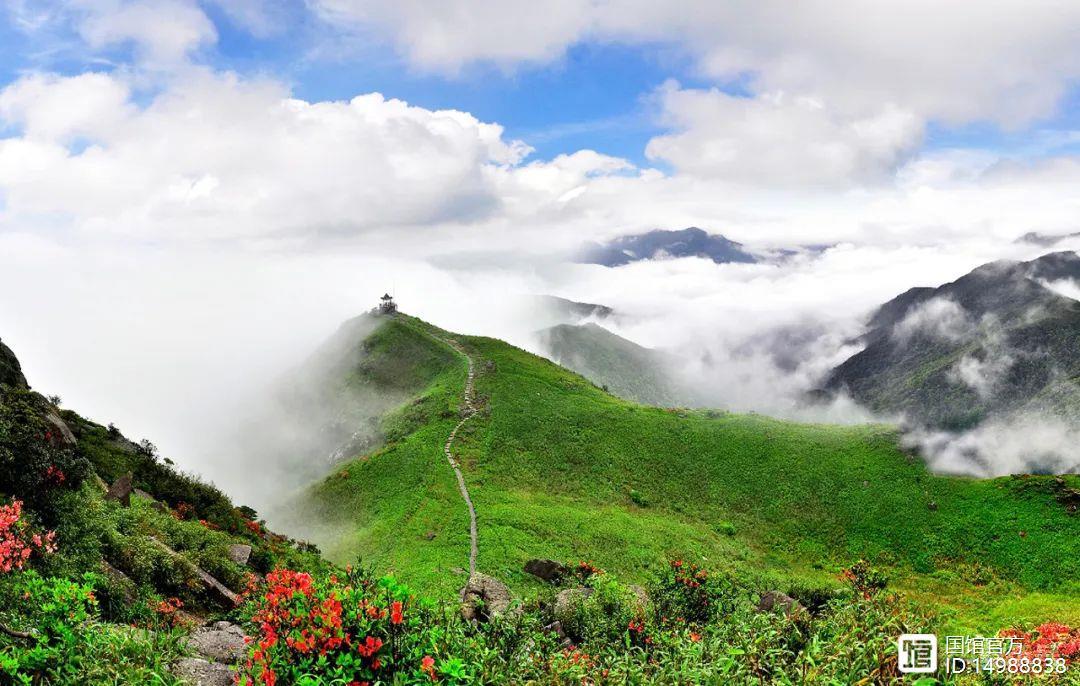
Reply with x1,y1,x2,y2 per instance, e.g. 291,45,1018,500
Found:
420,655,436,681
390,600,403,625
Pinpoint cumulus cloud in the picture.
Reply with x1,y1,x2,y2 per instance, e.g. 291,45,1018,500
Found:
646,83,923,187
77,0,218,64
0,70,640,247
0,72,132,141
313,0,1080,124
311,0,592,71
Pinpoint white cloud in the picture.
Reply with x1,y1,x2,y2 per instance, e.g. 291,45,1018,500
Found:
892,297,973,343
0,72,132,141
313,0,1080,125
646,83,923,187
0,70,639,247
311,0,592,71
907,415,1080,477
77,0,217,64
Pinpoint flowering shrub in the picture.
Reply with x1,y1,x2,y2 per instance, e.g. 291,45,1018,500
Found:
150,596,187,628
0,388,88,515
0,500,56,573
838,559,888,599
574,560,603,583
1000,622,1080,663
42,465,65,486
237,567,466,685
172,501,194,521
650,559,737,624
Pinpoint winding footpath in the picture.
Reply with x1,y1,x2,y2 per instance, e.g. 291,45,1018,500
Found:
439,338,479,578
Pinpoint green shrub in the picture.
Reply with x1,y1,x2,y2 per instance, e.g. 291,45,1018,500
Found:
649,559,739,624
0,388,90,521
557,573,643,645
783,579,839,615
716,520,737,536
0,571,185,684
629,488,649,507
0,572,97,682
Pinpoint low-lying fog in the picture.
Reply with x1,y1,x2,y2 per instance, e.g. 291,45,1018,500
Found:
1,232,1078,510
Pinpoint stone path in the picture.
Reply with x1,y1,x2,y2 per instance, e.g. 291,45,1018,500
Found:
439,337,479,578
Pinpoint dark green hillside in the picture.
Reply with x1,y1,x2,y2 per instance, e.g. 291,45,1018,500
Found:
826,251,1080,429
287,314,1080,632
535,322,681,406
0,339,324,682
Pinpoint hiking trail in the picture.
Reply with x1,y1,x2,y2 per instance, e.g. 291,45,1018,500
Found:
439,337,479,578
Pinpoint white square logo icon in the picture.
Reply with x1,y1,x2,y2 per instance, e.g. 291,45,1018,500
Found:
898,634,937,673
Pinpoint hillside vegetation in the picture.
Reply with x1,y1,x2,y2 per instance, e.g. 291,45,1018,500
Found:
283,314,1080,634
825,251,1080,431
0,339,324,682
535,322,681,406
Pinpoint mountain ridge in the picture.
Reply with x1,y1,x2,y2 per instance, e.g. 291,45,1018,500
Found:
277,312,1080,634
824,251,1080,435
578,227,757,266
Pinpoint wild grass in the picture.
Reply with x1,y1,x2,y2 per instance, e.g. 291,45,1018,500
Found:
291,316,1080,633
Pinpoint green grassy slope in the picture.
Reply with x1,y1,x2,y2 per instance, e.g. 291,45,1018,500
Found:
536,322,682,406
284,314,1080,633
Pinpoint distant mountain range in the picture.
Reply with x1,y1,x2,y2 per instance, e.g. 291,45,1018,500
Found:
822,251,1080,430
1015,231,1080,247
578,227,757,267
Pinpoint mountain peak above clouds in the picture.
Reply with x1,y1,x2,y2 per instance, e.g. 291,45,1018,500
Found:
824,251,1080,437
577,227,758,267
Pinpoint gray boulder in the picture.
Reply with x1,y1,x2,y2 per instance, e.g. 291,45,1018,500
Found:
0,340,27,389
628,584,650,612
187,622,247,664
105,473,134,507
43,410,77,447
226,544,252,566
552,587,593,619
524,558,567,583
755,591,807,618
460,573,512,622
173,657,234,686
100,561,138,605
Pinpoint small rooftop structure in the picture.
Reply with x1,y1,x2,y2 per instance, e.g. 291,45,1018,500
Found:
378,293,398,314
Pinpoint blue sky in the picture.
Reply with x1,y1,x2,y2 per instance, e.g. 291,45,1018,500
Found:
0,6,697,164
7,0,1079,169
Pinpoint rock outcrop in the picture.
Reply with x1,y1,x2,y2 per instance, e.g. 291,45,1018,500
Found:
175,621,248,686
0,340,27,389
188,621,247,663
147,537,240,607
226,544,252,566
553,587,593,619
524,559,567,583
755,591,807,618
173,657,234,686
460,573,512,622
105,473,135,507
